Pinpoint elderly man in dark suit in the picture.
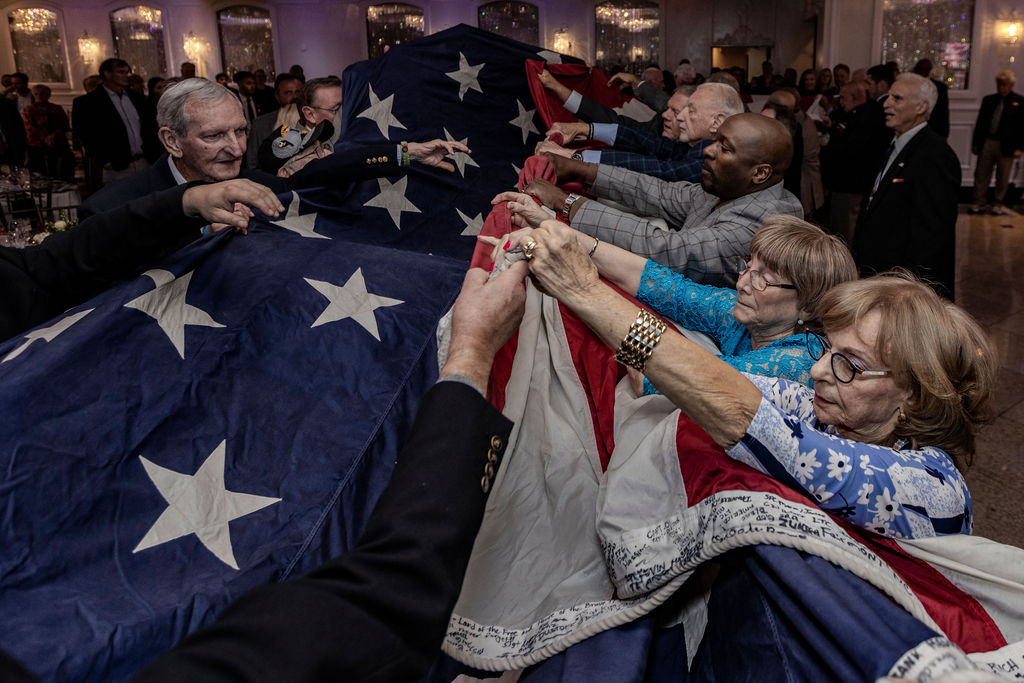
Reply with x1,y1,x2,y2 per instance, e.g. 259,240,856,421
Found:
71,58,160,190
81,79,468,224
969,70,1024,215
853,73,960,299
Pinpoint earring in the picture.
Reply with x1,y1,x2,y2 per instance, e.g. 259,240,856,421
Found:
797,318,805,327
898,407,907,423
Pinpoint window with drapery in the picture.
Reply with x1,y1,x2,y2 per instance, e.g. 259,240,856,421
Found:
594,0,660,75
366,3,424,58
880,0,975,90
217,5,275,81
110,6,167,81
7,8,66,83
478,2,539,47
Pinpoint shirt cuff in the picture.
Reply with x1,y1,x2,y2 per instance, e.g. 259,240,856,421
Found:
437,373,484,396
564,90,582,113
582,150,601,163
591,123,617,145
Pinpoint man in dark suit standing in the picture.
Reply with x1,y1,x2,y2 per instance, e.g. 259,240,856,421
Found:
820,80,890,244
71,58,159,192
854,73,960,299
969,70,1024,215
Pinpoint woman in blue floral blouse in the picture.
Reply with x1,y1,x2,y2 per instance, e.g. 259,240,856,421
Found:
485,209,857,388
523,220,994,539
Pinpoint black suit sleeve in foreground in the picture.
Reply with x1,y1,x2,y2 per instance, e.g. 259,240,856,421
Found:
0,184,205,342
133,380,513,683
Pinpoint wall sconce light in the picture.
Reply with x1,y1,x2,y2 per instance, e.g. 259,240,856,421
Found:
553,27,572,55
997,17,1021,46
78,31,99,67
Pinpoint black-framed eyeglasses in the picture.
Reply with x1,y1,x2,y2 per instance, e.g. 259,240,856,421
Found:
310,104,342,116
737,257,797,292
805,330,892,384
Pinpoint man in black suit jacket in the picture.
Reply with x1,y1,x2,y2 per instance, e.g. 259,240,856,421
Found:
821,81,891,243
854,74,960,299
71,58,160,189
970,70,1024,215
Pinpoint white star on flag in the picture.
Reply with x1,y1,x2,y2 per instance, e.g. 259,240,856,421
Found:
3,308,94,363
134,440,281,570
124,270,225,359
305,268,403,341
445,52,485,101
536,50,562,63
363,176,421,229
443,128,479,178
509,99,540,144
512,162,522,178
274,191,328,239
356,84,407,138
457,208,484,237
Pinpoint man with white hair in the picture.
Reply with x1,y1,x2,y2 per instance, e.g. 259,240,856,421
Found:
81,79,467,221
854,73,960,299
537,83,742,182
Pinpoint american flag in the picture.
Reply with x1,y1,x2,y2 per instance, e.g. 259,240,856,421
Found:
0,24,579,681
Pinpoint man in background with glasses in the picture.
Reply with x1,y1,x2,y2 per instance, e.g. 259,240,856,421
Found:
297,76,343,149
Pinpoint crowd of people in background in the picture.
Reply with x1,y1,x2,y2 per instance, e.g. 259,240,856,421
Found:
0,59,329,195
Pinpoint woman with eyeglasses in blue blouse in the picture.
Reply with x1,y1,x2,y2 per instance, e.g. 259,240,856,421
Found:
522,218,995,539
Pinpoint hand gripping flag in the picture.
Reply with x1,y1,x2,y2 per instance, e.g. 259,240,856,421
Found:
431,206,1024,682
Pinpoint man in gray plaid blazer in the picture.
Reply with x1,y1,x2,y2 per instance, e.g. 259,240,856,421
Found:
521,113,802,289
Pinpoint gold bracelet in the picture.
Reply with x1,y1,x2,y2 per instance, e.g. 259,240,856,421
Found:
613,309,666,372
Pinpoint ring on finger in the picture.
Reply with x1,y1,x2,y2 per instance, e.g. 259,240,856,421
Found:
522,240,537,260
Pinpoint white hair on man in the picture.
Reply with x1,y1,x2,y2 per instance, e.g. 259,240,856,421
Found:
895,72,937,118
157,78,242,134
695,82,745,118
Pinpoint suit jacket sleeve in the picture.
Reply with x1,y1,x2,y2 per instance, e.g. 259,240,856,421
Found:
635,81,668,113
0,184,204,342
133,380,513,683
286,143,402,190
574,93,624,125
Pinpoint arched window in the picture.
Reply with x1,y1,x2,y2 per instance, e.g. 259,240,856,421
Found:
366,4,424,59
110,6,167,81
7,8,66,83
594,0,660,75
478,2,539,46
217,5,275,80
881,0,974,90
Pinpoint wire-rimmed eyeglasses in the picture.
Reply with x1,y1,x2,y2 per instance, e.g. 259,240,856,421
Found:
805,329,892,384
737,257,797,292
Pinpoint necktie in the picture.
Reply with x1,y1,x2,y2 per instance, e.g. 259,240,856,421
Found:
871,141,896,199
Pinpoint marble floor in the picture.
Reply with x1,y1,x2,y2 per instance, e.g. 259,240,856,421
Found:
955,202,1024,548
